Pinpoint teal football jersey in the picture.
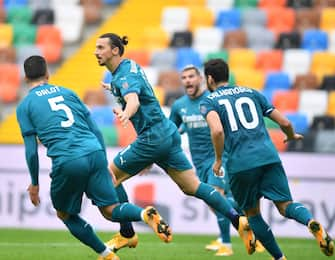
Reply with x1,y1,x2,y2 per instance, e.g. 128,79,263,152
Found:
170,90,215,169
110,59,176,137
16,83,102,169
200,85,281,174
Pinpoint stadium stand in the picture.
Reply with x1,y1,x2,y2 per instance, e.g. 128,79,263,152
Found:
0,0,334,153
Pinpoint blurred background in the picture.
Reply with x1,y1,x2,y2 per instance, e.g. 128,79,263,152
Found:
0,0,335,237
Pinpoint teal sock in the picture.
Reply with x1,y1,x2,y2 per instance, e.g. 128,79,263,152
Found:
195,183,239,229
285,202,313,225
248,214,283,259
216,212,231,243
116,185,135,238
111,203,143,222
63,215,105,253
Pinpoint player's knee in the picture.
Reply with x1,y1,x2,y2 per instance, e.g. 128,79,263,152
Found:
57,211,70,221
100,204,118,220
275,201,291,216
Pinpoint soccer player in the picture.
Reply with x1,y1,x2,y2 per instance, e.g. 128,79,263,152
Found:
169,65,238,256
200,58,334,260
95,33,256,256
16,55,173,260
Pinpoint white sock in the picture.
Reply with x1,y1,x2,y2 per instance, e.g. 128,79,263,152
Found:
222,243,232,249
100,247,111,257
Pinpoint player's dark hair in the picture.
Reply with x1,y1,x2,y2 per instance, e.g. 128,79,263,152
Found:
99,33,128,56
204,58,229,83
24,55,47,80
182,64,201,75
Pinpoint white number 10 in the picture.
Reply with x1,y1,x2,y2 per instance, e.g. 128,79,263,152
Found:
218,97,259,132
48,96,74,127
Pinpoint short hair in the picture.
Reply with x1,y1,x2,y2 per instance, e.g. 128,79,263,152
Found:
181,64,201,75
24,55,47,80
99,33,128,56
204,58,229,83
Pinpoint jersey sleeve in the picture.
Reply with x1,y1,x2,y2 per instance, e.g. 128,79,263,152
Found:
169,102,182,128
255,91,275,117
199,97,216,119
16,101,36,137
118,73,141,97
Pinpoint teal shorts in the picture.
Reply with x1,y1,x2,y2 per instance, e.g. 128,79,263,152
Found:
50,150,119,214
196,161,228,191
229,162,292,211
114,130,192,174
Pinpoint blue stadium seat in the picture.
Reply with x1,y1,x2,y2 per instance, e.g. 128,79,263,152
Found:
264,72,291,91
285,112,309,134
175,47,202,71
215,9,241,31
90,105,115,126
301,29,328,52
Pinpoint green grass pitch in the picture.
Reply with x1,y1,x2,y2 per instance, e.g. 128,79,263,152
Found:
0,228,329,259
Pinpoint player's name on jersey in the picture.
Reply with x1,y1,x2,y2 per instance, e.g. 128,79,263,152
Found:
35,86,60,97
207,87,253,99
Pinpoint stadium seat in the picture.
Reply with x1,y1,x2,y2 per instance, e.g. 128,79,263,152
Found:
287,0,313,9
311,115,335,130
0,63,20,103
223,29,247,49
206,0,234,13
116,122,137,147
264,72,291,91
141,26,169,50
6,5,32,24
313,0,335,7
124,49,151,67
161,6,189,36
287,130,316,152
314,130,335,153
36,24,62,63
246,26,275,50
175,47,202,71
282,49,311,81
169,31,192,48
320,75,335,91
29,0,52,10
275,31,301,49
272,90,299,113
192,26,223,57
0,46,16,63
83,89,108,107
301,29,328,52
328,30,335,53
285,112,309,134
205,50,229,62
268,129,287,152
241,8,267,29
327,91,335,116
150,48,176,71
13,23,37,46
233,68,265,90
265,7,296,35
4,0,29,8
80,0,103,24
264,116,280,129
90,105,115,126
142,66,159,87
298,89,328,123
293,73,319,90
320,7,335,31
32,8,54,25
54,4,84,43
16,44,42,77
258,0,287,9
100,125,118,147
0,5,6,23
0,23,13,47
256,50,283,72
310,51,335,81
188,5,214,30
229,48,256,71
152,85,165,106
234,0,258,8
295,8,320,33
157,70,181,92
215,9,241,31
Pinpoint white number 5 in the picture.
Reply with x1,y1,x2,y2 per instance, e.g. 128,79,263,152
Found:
48,96,74,127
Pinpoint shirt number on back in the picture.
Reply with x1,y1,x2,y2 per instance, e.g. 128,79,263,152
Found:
218,97,259,131
48,96,74,127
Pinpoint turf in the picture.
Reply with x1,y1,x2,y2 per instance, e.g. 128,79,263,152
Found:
0,228,329,259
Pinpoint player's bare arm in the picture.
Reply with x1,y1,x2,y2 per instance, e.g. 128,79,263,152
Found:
113,93,139,127
206,110,225,176
269,109,304,143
